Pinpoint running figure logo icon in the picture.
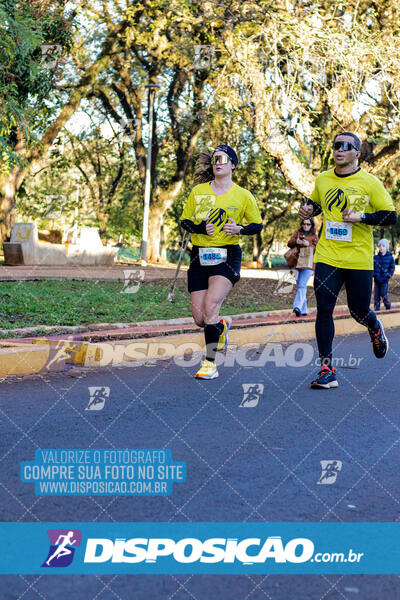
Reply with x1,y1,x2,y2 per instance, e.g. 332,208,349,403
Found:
45,341,74,372
193,45,215,70
274,271,297,295
121,269,145,294
86,386,110,411
240,384,264,408
317,460,343,485
42,529,82,567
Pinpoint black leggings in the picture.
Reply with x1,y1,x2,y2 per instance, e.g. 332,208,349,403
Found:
314,262,379,367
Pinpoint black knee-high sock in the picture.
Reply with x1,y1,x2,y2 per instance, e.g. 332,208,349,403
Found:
204,322,224,362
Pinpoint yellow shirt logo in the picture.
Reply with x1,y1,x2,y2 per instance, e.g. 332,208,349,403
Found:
206,207,228,232
325,188,349,212
193,195,216,220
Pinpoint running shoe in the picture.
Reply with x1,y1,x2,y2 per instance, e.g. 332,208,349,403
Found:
369,318,389,359
195,359,219,379
217,316,232,351
310,365,338,389
293,308,301,317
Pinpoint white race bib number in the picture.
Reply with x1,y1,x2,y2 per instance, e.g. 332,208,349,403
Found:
325,221,352,242
199,247,227,266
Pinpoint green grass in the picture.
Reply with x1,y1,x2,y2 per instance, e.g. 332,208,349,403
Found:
0,279,284,333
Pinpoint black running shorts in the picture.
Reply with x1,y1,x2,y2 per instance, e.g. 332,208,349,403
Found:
187,245,242,293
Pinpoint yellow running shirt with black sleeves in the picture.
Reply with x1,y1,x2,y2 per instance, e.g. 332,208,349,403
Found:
181,182,262,247
311,168,395,270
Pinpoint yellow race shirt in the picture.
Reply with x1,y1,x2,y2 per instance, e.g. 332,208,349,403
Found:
311,168,395,270
181,181,262,246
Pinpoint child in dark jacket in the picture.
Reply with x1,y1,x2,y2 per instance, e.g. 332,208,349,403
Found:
373,239,395,310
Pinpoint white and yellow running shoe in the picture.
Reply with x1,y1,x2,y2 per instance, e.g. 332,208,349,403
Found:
195,359,219,379
217,316,232,352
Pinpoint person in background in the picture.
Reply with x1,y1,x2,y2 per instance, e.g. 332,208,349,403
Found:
373,238,395,311
287,217,319,316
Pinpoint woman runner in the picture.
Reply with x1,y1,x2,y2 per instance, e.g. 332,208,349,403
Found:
180,145,262,379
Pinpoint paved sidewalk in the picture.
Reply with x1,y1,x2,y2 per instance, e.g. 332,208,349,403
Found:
1,263,399,282
0,263,289,282
0,263,186,282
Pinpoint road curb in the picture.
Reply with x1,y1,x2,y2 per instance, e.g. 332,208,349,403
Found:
2,302,400,340
80,311,400,368
1,311,399,377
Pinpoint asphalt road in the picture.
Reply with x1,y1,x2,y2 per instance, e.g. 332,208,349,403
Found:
0,328,399,599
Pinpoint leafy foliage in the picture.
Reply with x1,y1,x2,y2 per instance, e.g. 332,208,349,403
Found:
5,0,400,254
0,0,73,165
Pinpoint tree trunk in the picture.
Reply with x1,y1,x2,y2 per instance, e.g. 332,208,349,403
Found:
0,168,22,241
264,241,273,268
159,216,169,262
97,211,109,241
252,232,263,264
146,171,194,261
147,206,163,262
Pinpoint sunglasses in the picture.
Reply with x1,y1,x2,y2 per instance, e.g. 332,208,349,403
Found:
302,222,311,227
211,155,231,165
333,141,357,151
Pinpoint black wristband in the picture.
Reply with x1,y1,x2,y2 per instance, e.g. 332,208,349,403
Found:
239,223,263,235
306,199,322,216
180,219,207,234
360,211,397,226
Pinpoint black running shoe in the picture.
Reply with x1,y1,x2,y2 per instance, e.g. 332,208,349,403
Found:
310,365,338,389
369,318,389,359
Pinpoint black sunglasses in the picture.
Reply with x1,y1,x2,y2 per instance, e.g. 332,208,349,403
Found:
333,141,357,151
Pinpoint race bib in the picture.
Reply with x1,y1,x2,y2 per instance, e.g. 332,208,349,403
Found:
199,247,227,266
325,221,352,242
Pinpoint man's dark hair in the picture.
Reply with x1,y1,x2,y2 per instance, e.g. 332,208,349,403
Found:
333,132,361,151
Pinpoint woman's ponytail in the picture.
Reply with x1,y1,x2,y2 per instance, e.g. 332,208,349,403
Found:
194,151,214,183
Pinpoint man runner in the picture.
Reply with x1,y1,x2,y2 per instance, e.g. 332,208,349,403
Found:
300,132,397,389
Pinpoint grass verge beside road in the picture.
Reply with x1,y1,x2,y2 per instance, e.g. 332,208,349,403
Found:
1,275,399,335
0,278,288,333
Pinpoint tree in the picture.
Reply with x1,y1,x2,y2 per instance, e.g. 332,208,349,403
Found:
84,0,243,260
7,0,400,255
0,0,133,241
19,122,142,244
221,0,400,195
66,122,128,240
0,0,76,237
